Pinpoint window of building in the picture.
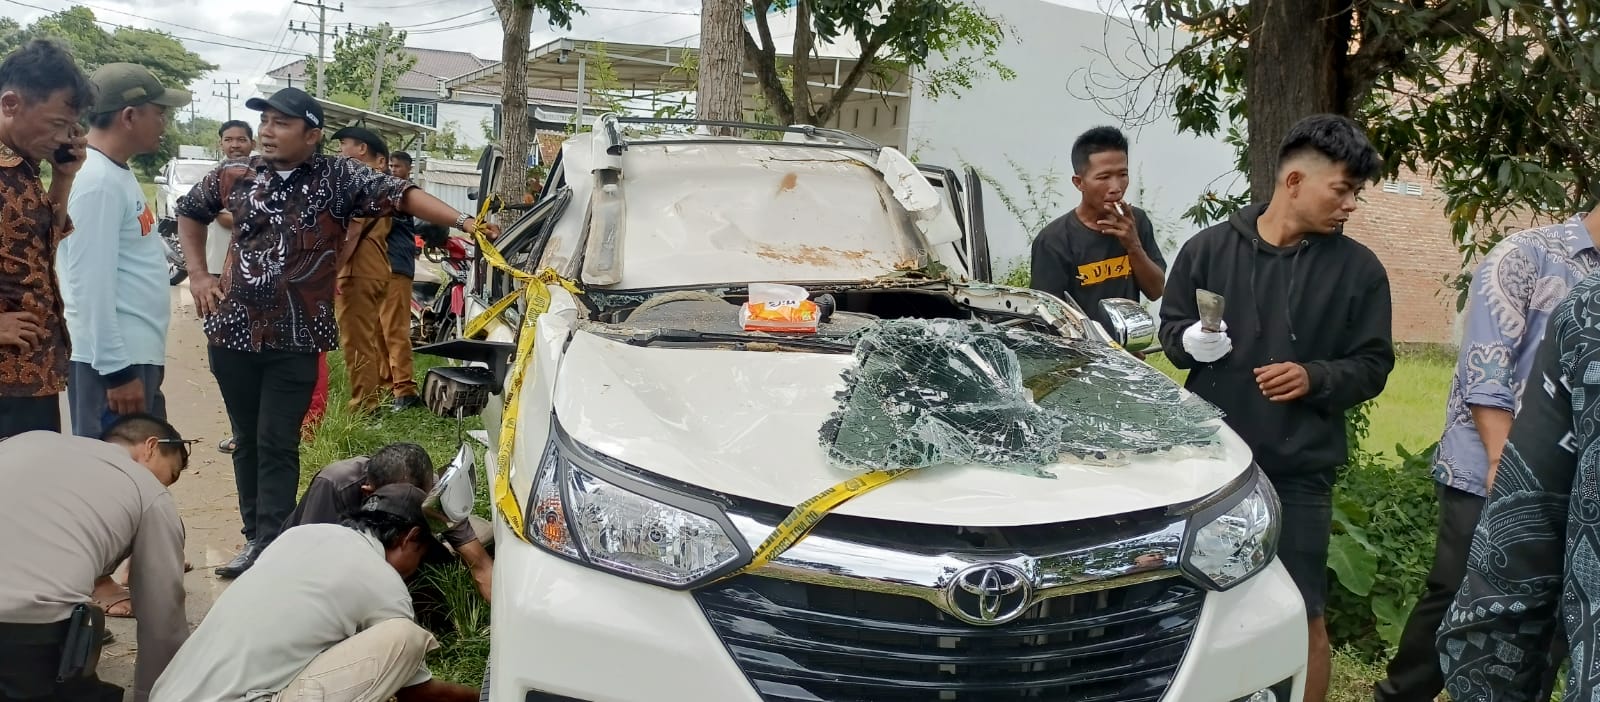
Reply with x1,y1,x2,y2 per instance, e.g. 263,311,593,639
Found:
392,101,437,127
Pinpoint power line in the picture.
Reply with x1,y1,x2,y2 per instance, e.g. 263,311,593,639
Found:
403,16,497,34
585,6,699,16
0,0,313,55
344,0,453,9
389,6,492,30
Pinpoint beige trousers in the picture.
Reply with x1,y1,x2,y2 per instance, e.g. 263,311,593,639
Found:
273,618,438,702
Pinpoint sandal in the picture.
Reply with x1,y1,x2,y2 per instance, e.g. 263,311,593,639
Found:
91,579,134,619
218,437,237,454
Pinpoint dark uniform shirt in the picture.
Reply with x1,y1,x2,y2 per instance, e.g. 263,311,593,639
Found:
1030,206,1165,329
282,456,476,549
387,183,417,279
1440,272,1600,699
174,155,414,353
0,148,72,397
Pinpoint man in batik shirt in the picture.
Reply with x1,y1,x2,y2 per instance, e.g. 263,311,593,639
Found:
0,40,91,438
175,87,498,579
1439,269,1600,700
1377,208,1599,701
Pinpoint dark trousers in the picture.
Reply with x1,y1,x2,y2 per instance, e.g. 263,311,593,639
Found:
1376,483,1564,701
0,395,60,441
209,346,318,547
0,622,121,702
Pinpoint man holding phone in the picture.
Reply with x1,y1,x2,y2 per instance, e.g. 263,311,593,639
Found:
0,39,91,438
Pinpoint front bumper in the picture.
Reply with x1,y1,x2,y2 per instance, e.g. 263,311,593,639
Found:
487,518,1307,702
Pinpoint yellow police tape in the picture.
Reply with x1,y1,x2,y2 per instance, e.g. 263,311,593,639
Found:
460,220,580,544
462,206,915,564
725,467,914,579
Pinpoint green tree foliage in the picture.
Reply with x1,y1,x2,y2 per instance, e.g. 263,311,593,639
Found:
302,25,418,113
7,6,216,179
1115,1,1600,292
742,0,1016,126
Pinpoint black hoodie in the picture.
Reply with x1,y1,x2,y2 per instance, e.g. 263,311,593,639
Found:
1159,204,1395,485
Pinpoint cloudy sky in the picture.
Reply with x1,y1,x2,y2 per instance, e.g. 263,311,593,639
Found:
0,0,1105,121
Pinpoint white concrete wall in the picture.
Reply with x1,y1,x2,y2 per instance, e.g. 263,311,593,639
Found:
436,102,496,149
905,0,1241,278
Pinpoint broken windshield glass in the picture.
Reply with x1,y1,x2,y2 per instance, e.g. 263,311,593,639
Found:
819,319,1224,476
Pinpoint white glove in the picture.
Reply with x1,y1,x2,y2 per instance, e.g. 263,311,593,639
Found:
1182,320,1232,363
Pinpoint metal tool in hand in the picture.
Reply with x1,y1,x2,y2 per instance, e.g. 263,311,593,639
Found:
1196,289,1225,333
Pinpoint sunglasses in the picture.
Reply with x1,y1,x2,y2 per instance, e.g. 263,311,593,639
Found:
156,438,201,471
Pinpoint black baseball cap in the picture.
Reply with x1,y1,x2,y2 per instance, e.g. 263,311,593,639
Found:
361,484,445,552
331,125,388,158
245,87,323,129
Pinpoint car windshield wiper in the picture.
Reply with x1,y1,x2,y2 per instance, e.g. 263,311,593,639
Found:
613,328,856,353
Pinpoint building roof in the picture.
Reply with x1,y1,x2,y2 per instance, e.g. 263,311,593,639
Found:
269,46,492,93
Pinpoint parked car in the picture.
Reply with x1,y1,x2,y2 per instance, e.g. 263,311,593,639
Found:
424,117,1306,702
154,157,216,285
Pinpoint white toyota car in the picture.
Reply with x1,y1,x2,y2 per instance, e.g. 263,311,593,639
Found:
423,117,1307,702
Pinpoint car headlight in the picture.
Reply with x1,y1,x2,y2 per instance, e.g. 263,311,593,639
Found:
526,420,749,588
1180,466,1280,590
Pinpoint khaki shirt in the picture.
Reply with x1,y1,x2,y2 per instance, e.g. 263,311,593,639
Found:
0,431,187,701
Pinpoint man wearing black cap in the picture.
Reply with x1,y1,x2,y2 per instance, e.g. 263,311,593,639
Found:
150,484,478,702
173,87,501,580
331,125,396,415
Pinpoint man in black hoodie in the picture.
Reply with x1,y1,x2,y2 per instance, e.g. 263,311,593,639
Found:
1159,113,1395,702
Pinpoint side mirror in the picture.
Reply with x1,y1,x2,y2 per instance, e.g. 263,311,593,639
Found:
424,443,477,527
154,176,168,185
467,188,479,201
1099,298,1157,353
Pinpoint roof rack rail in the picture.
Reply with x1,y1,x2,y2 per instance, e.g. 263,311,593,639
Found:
603,116,883,152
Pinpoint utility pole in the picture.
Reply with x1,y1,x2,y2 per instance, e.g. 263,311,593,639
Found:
290,0,344,98
367,23,391,112
212,79,240,121
185,102,198,125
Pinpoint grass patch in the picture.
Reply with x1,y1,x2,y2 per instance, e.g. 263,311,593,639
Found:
300,350,490,688
1329,647,1388,702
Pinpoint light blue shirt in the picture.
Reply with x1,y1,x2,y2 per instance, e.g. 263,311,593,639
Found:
58,148,171,379
1432,215,1599,496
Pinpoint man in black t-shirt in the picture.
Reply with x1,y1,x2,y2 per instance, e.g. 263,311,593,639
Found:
1030,126,1166,330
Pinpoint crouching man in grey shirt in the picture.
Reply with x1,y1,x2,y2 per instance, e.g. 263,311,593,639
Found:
0,415,193,702
151,485,477,702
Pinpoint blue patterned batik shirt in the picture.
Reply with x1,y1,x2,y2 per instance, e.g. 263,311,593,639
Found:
1433,216,1598,497
1439,270,1600,700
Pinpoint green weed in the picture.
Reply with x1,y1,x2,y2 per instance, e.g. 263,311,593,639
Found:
300,351,490,688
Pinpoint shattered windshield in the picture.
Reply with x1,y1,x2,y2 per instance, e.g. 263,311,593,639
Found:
820,319,1224,476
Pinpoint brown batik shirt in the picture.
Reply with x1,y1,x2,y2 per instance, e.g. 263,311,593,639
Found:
0,148,73,397
175,154,414,353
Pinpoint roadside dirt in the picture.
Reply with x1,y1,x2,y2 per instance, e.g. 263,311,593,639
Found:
97,284,246,696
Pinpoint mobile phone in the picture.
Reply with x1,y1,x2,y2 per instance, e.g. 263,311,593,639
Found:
53,143,76,164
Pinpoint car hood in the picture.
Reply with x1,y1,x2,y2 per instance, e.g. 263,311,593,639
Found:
552,331,1252,527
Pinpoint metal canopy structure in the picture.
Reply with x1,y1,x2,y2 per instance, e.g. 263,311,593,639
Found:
443,37,910,107
315,98,436,151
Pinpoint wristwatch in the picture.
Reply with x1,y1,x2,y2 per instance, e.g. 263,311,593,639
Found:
453,212,472,232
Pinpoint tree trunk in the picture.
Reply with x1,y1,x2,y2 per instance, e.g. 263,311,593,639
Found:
1244,0,1353,202
494,0,533,222
698,0,744,128
789,0,814,125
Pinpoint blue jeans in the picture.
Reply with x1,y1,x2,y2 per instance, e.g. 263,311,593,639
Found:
66,363,165,439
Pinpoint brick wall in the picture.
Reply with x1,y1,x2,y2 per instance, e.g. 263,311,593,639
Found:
1341,169,1466,345
535,131,566,167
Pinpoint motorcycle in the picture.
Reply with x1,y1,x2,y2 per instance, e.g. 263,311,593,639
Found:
411,223,473,347
158,218,186,285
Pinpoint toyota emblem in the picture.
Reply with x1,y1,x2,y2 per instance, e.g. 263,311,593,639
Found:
946,563,1033,625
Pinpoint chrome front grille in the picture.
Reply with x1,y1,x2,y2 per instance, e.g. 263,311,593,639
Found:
696,575,1204,702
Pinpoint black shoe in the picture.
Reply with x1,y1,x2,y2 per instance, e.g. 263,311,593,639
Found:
392,395,423,413
214,540,259,579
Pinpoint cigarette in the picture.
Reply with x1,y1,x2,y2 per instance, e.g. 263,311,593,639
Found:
1114,203,1125,217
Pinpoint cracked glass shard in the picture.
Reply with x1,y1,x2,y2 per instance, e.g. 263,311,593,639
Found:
819,319,1225,475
